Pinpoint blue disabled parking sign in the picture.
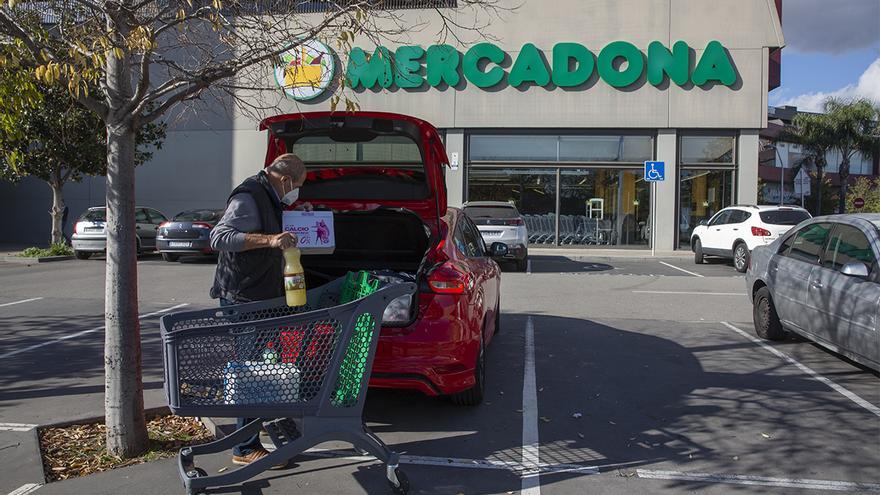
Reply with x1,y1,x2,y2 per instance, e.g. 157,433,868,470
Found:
644,161,665,182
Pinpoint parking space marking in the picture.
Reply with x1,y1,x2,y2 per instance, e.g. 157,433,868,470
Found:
632,291,742,296
522,316,540,493
721,322,880,418
0,423,37,432
6,484,41,495
658,261,704,277
0,298,43,309
0,303,189,360
637,469,880,492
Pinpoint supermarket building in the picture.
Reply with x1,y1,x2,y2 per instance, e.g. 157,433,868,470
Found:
0,0,785,251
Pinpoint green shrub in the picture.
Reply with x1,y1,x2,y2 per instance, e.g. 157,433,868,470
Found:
19,243,73,258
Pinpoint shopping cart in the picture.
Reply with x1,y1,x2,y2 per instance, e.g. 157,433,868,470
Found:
160,274,417,495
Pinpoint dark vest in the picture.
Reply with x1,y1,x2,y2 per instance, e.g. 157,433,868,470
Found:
210,173,284,303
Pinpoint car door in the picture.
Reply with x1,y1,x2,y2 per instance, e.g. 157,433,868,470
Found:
770,222,833,333
146,209,168,244
812,223,880,366
701,210,731,252
724,210,750,253
135,208,154,249
455,214,499,344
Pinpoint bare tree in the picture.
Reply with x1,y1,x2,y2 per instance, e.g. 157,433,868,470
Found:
0,0,501,457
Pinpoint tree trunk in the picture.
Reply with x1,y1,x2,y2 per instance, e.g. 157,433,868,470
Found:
838,156,850,214
815,167,824,216
49,180,65,245
104,30,147,456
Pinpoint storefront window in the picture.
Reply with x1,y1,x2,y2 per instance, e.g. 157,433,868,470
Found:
469,136,558,162
679,170,734,247
467,168,558,244
680,136,735,164
470,134,652,163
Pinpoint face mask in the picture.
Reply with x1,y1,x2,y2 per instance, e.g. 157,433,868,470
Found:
280,178,300,206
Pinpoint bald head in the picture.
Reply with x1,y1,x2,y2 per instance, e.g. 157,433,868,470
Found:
267,153,306,182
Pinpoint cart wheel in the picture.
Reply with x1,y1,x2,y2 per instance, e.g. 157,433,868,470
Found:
186,467,208,478
388,468,409,495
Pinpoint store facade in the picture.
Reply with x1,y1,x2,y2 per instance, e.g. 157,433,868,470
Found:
0,0,785,249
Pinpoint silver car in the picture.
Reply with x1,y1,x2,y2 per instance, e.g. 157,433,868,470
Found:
72,206,168,260
463,201,529,271
746,214,880,371
156,209,224,262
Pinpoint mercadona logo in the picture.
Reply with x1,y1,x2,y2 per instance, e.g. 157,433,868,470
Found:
274,39,335,101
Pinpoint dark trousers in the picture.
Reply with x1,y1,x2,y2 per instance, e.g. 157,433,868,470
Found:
220,297,263,456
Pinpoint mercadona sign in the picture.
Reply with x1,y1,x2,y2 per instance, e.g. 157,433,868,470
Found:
277,40,738,100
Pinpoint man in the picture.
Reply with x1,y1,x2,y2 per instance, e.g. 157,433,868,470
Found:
210,153,307,466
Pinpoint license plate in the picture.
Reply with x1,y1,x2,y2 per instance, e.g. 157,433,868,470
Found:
483,231,503,236
169,242,191,248
85,227,103,232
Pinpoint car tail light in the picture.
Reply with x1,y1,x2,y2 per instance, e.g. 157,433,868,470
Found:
159,222,171,228
428,262,469,294
193,222,213,229
74,222,81,234
504,218,525,226
751,226,772,236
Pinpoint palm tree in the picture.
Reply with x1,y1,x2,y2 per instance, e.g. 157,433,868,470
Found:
786,112,835,215
824,97,879,213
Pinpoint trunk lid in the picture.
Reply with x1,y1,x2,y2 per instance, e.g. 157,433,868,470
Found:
260,112,448,226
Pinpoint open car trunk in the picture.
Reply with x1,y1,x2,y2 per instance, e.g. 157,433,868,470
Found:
301,208,431,290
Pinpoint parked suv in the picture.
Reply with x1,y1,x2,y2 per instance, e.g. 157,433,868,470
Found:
72,206,168,259
463,201,529,271
691,205,811,272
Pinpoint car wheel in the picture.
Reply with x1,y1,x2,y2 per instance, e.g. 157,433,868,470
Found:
733,243,749,273
693,238,704,264
451,333,485,406
162,253,180,262
516,258,527,272
753,287,785,341
74,250,90,260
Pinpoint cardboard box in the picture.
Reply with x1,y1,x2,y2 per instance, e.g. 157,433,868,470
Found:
282,211,335,254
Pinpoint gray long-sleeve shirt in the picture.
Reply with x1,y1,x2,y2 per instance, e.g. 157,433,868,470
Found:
210,182,282,252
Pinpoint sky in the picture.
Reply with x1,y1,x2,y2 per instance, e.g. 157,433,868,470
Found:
768,0,880,113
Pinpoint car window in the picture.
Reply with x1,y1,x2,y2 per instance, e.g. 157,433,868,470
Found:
455,217,485,258
82,209,106,222
463,206,519,219
729,210,751,224
778,233,797,255
823,225,876,273
760,210,811,226
708,211,731,226
147,208,167,224
135,209,149,223
786,223,832,265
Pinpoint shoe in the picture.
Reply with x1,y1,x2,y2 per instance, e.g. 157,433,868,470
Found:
232,447,287,469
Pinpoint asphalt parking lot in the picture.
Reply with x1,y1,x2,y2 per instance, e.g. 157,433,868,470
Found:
1,254,878,495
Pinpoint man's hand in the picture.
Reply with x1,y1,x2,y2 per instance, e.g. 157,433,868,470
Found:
294,202,314,212
244,232,298,250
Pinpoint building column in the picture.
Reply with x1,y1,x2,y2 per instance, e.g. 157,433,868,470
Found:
444,129,466,207
654,129,677,252
738,130,760,205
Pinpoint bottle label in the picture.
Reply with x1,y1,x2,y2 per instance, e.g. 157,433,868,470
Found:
284,273,305,291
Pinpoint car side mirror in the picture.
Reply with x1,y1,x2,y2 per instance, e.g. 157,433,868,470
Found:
489,242,509,258
841,262,870,278
699,220,709,227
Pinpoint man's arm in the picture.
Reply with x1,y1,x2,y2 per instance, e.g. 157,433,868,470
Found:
211,193,296,252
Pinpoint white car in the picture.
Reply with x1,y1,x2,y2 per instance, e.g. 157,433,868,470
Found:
691,205,812,272
463,201,529,271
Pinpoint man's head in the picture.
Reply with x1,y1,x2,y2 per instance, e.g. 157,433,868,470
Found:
266,153,306,204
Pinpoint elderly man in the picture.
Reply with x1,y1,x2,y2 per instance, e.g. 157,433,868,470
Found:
210,153,307,466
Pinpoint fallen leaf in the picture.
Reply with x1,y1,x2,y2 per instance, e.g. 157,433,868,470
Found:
761,433,771,439
572,412,583,419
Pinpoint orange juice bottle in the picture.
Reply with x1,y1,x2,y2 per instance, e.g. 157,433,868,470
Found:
283,247,307,307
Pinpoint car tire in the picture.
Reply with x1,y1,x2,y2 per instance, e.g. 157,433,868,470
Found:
74,250,90,260
516,258,528,272
693,238,704,264
450,333,485,406
162,253,180,262
733,243,749,273
753,287,785,341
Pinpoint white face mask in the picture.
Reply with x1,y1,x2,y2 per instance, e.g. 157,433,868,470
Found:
280,178,300,206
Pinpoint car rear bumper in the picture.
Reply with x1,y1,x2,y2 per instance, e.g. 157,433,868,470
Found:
369,314,479,396
498,243,528,260
157,238,213,253
72,237,106,252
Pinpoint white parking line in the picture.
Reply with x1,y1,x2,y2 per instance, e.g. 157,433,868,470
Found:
637,469,880,492
522,316,540,493
0,303,189,360
632,290,742,296
0,423,37,432
659,261,705,277
6,484,41,495
0,298,43,308
721,322,880,418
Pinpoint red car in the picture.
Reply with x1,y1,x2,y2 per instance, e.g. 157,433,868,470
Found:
260,112,505,405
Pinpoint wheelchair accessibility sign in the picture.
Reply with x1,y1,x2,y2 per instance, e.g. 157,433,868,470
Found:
644,161,666,182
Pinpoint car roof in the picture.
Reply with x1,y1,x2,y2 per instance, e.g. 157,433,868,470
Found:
462,201,519,208
725,205,809,211
804,213,880,233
